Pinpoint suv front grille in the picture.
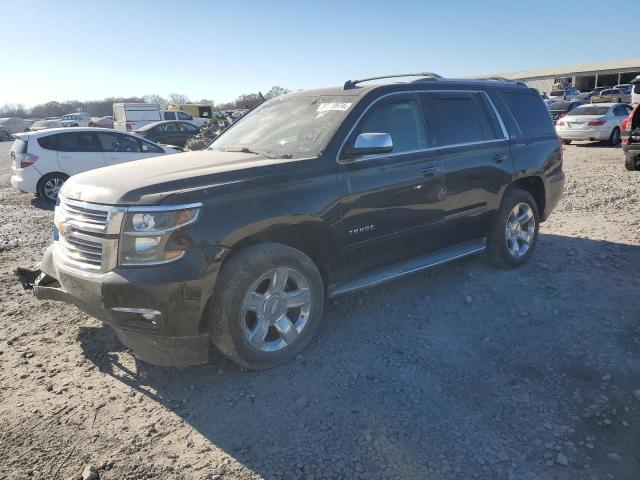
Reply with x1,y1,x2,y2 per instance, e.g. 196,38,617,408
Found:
55,196,124,272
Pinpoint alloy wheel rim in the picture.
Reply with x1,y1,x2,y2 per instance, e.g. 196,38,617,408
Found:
241,267,312,352
505,202,535,258
44,178,64,200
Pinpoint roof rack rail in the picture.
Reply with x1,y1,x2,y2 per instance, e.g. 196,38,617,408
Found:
474,76,528,87
343,72,442,90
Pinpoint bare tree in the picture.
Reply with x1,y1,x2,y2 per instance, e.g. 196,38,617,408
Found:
265,86,291,99
143,94,167,106
168,93,191,105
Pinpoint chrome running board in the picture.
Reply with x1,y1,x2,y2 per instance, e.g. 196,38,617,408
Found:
329,238,486,297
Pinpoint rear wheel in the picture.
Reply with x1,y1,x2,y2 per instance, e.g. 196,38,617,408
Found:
0,130,10,142
37,173,67,204
488,189,540,268
210,243,324,370
609,127,621,146
562,139,572,145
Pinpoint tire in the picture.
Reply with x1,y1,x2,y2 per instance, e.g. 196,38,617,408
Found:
625,155,638,171
608,127,621,147
210,243,324,370
0,130,10,142
488,188,540,268
37,173,68,204
562,139,572,145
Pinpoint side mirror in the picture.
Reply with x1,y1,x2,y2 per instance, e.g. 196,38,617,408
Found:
342,133,393,160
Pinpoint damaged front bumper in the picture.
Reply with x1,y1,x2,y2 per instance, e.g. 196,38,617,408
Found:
16,244,227,367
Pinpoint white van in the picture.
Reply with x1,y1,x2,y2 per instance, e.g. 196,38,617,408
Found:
631,76,640,105
113,103,163,131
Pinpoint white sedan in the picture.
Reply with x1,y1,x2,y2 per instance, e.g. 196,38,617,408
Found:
555,103,633,146
10,127,179,203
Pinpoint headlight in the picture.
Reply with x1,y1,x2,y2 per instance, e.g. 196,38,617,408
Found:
119,204,201,266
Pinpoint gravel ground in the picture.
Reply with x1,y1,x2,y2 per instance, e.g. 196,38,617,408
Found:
0,140,639,480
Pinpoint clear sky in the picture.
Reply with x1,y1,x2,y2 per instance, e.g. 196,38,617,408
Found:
2,0,638,106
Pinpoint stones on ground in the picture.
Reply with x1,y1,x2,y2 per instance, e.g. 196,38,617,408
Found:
295,395,308,408
555,453,569,466
606,453,622,462
81,465,97,480
464,295,472,304
632,389,640,401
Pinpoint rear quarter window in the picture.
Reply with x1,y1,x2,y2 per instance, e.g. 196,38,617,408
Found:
500,92,555,138
38,135,58,150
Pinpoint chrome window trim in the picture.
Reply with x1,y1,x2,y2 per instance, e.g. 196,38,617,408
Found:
336,89,510,164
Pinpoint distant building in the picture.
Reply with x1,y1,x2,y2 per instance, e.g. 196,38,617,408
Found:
479,58,640,94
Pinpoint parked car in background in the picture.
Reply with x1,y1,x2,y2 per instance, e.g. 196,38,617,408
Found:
622,102,640,170
548,100,584,122
613,83,633,103
555,103,632,146
30,118,64,131
630,76,640,105
548,87,580,101
161,110,209,128
113,103,163,131
592,88,626,103
89,116,114,128
0,117,29,141
591,86,611,96
574,91,597,103
134,120,200,147
61,112,91,127
10,127,177,203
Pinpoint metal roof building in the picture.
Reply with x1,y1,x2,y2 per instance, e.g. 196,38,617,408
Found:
479,58,640,94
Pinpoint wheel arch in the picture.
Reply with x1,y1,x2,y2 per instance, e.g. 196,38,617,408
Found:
505,176,546,220
223,221,336,287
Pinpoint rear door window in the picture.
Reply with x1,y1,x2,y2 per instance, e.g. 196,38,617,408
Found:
37,135,58,150
96,132,142,152
163,112,176,120
422,92,499,147
178,122,198,133
500,91,556,138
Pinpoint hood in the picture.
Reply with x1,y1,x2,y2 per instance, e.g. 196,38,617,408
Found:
61,150,291,205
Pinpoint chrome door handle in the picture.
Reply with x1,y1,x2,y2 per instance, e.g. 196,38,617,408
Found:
418,166,441,177
492,154,509,163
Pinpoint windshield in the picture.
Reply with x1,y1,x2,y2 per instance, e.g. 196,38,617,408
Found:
209,95,355,158
569,106,610,116
550,90,565,96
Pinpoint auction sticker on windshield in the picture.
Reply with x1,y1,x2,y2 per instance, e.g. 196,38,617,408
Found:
317,102,352,112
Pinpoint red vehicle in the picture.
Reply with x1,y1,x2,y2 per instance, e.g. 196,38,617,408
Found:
621,103,640,171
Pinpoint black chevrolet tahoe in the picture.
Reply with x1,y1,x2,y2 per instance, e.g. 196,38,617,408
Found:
18,73,564,369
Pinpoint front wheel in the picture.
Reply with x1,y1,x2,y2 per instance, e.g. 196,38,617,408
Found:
210,243,324,370
488,189,540,268
0,130,10,141
625,155,638,171
562,139,572,145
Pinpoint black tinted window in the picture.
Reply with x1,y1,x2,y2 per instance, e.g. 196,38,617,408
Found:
424,92,498,146
355,97,427,154
51,132,100,152
158,123,179,132
178,122,198,133
163,112,175,120
96,132,143,152
501,92,555,137
37,135,58,150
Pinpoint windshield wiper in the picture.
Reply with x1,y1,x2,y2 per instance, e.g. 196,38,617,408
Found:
221,147,262,155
